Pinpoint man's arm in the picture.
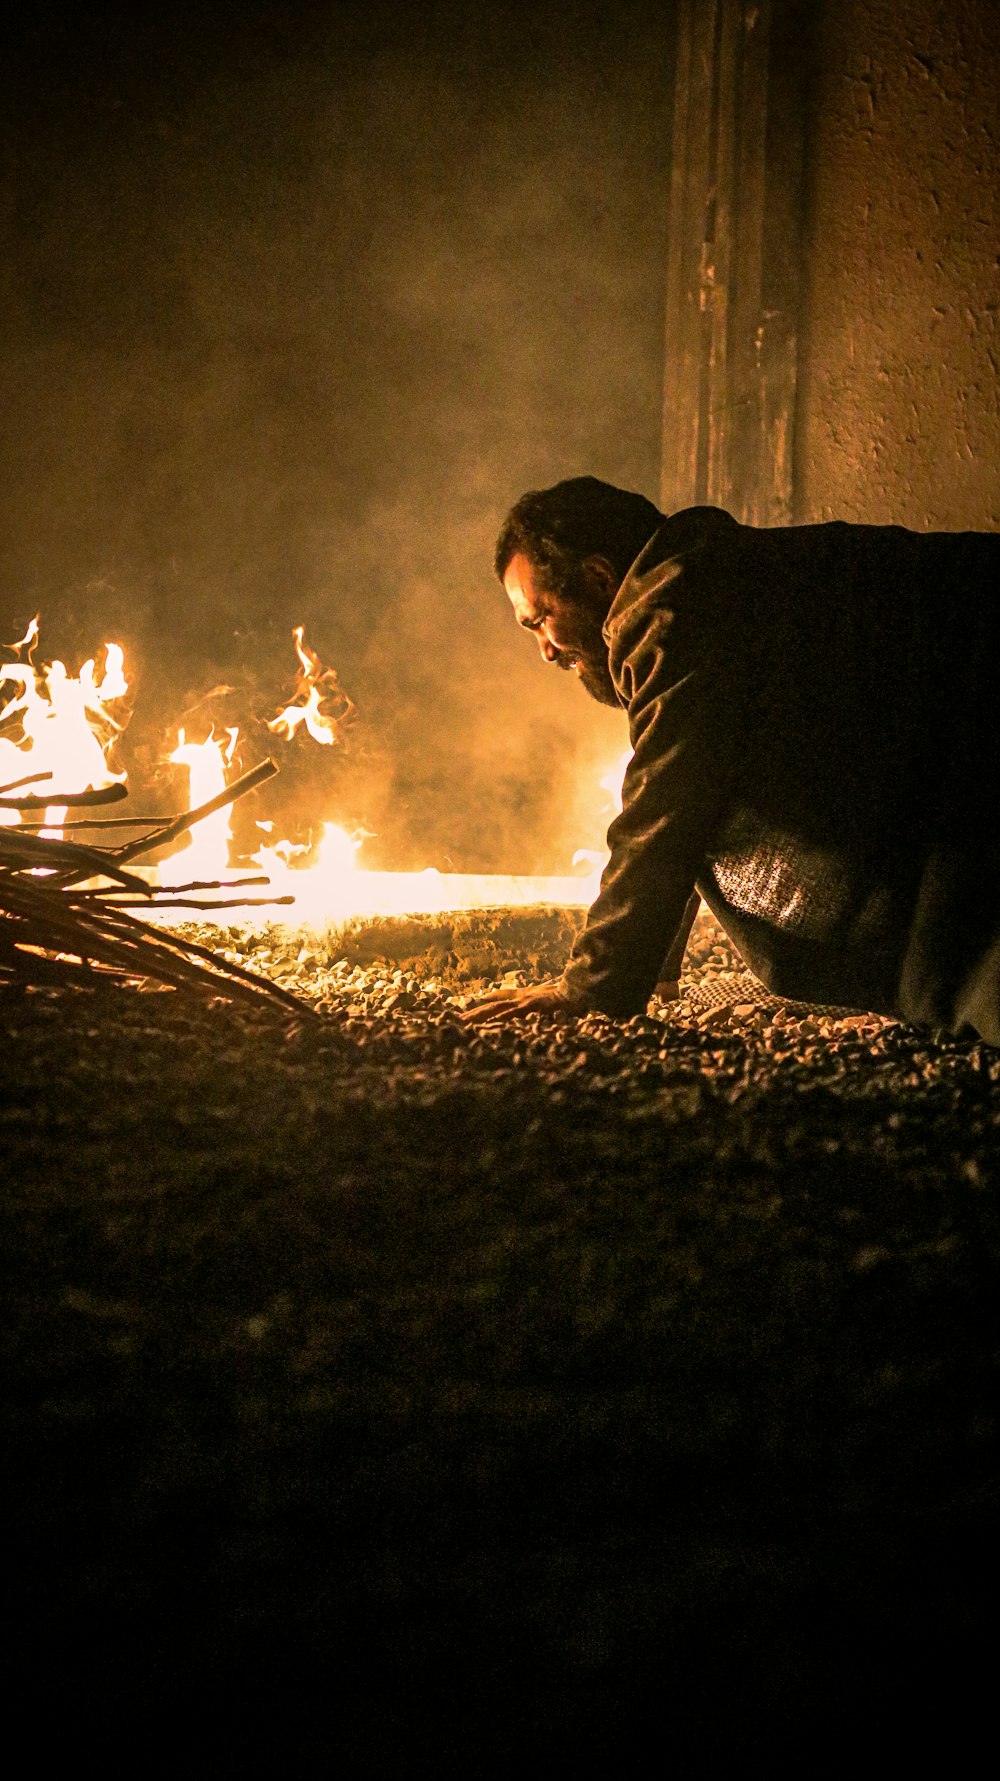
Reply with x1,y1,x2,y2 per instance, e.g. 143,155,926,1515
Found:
558,541,742,1016
461,517,743,1026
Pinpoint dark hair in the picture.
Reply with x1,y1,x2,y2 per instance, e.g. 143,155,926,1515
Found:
493,476,664,599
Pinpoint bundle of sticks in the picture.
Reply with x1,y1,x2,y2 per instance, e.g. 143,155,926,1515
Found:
0,760,316,1017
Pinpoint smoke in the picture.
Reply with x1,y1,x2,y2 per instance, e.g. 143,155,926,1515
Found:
0,1,672,868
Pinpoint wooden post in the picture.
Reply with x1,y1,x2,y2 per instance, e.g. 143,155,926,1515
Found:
661,0,810,525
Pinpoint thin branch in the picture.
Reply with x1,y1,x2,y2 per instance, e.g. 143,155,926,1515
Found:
87,898,316,1014
0,877,315,1016
0,829,157,891
112,758,280,865
0,754,315,1017
14,813,173,832
89,895,296,910
0,770,54,796
0,782,129,811
75,875,272,896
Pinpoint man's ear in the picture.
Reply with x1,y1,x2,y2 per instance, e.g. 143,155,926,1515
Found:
582,556,619,599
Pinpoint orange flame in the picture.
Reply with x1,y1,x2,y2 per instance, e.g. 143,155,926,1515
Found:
571,746,632,874
267,626,354,747
0,621,128,834
167,727,239,880
3,616,631,934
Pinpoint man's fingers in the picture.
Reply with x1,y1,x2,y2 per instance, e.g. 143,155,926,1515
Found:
457,981,578,1025
459,995,532,1024
456,986,523,1020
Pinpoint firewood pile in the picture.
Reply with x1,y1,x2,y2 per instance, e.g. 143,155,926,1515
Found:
0,761,315,1018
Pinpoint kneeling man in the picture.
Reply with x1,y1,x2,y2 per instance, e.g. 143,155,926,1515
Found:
465,476,1000,1043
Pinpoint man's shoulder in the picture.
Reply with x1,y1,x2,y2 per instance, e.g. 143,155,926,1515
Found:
624,504,740,588
640,504,740,563
605,505,740,641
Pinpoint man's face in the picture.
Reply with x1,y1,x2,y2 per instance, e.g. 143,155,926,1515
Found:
503,552,620,708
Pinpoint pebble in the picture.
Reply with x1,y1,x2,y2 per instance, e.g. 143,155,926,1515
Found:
146,913,995,1180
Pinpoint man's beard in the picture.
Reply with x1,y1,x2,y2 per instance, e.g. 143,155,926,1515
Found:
554,607,620,707
571,650,620,707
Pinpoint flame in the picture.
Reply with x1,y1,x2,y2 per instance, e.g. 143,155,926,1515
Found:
0,621,128,834
267,626,353,747
237,750,637,928
231,657,634,928
155,684,633,931
599,749,632,812
571,746,633,875
2,616,634,936
167,727,239,880
247,818,599,925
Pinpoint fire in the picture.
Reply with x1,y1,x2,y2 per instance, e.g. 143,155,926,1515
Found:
267,626,353,747
250,817,600,925
572,746,632,875
3,616,629,930
168,728,239,880
0,620,128,834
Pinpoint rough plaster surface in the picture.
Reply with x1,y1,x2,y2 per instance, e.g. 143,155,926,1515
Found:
798,0,999,528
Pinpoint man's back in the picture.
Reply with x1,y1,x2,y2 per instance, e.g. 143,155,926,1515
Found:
623,506,997,841
582,506,1000,1028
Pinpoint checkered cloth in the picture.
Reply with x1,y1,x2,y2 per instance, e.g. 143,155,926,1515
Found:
710,812,854,941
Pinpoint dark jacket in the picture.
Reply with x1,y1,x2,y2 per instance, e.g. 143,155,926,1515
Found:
561,506,1000,1040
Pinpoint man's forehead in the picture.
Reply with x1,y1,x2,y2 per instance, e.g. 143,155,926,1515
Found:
503,552,547,620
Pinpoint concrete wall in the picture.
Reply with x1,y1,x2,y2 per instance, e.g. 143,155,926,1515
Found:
797,0,999,528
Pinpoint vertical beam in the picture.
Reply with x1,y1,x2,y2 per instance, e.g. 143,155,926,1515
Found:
662,0,719,514
661,0,810,524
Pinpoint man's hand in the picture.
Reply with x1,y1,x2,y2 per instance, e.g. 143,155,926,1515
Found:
457,977,585,1025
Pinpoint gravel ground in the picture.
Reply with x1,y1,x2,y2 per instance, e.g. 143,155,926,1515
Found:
4,904,999,1771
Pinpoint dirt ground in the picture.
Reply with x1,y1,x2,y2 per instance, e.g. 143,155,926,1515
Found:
4,905,999,1771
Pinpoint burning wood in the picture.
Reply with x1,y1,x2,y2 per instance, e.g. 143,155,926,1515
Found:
0,781,129,811
1,624,128,826
0,615,622,988
111,758,280,868
0,767,313,1015
0,624,312,1011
